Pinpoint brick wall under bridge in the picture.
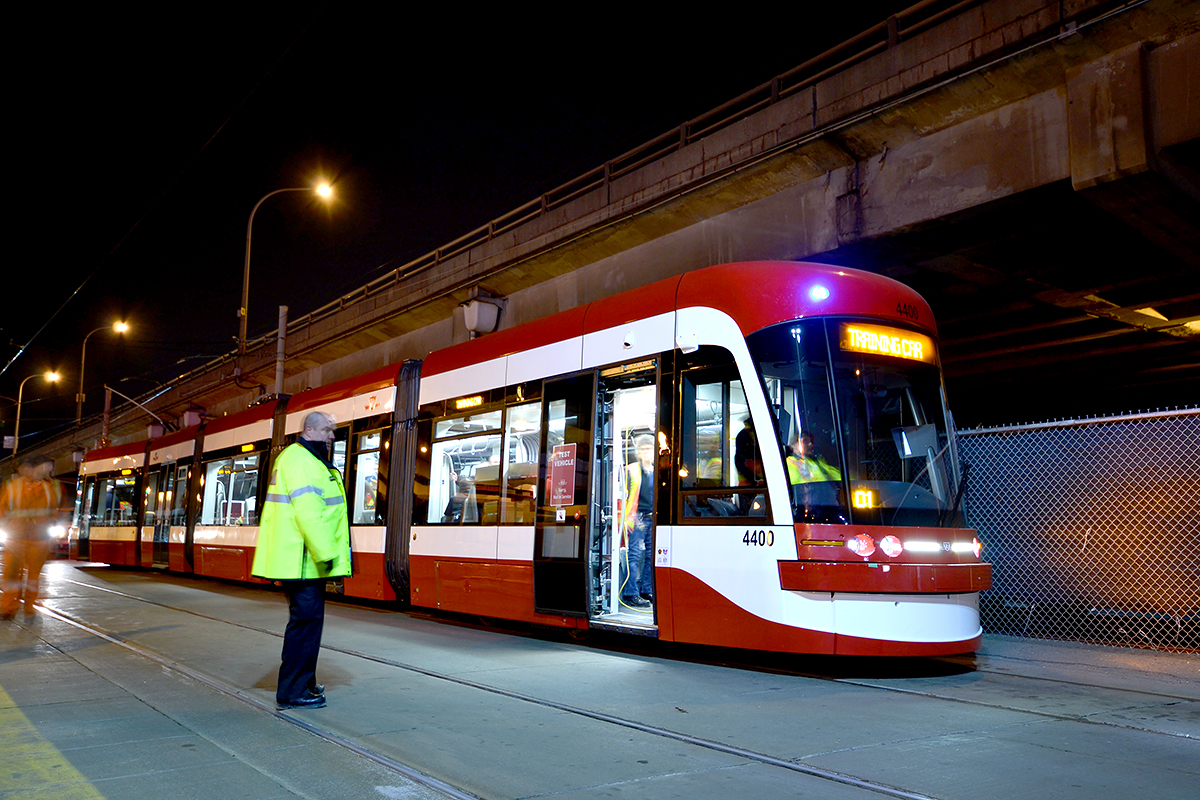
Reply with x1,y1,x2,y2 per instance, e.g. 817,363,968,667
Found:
959,408,1200,653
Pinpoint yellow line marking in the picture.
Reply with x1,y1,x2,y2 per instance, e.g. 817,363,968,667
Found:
0,681,106,799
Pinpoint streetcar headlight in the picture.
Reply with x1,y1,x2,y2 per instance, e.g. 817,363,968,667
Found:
879,535,903,558
846,533,875,558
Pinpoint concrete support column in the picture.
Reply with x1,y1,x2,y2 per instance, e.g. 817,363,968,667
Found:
1068,39,1200,271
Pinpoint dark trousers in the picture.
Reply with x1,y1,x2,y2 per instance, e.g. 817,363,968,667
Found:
622,514,654,601
277,580,325,703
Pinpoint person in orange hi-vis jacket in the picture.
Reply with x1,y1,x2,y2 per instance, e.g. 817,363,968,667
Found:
1,455,64,619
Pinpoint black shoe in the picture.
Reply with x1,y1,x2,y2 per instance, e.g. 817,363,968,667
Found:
277,694,327,710
622,596,651,609
640,593,654,603
308,684,325,697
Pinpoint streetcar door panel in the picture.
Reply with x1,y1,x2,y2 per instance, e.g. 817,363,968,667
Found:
76,478,96,560
589,362,658,629
140,470,158,567
532,374,594,616
151,465,174,567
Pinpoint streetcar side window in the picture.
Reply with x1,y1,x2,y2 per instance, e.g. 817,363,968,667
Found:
87,474,139,526
77,477,96,534
351,430,384,525
426,408,504,524
678,357,769,520
143,470,162,527
171,465,189,526
498,402,541,524
198,452,261,526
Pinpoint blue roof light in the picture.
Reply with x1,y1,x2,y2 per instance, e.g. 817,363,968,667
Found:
810,285,830,301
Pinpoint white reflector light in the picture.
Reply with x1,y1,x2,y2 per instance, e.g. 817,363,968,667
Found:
879,535,903,557
847,533,876,558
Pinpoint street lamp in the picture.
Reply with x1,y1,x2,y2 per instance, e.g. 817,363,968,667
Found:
77,321,129,423
14,371,60,456
238,182,334,355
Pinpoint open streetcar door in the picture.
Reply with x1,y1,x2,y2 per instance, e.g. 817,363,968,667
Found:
588,360,660,632
532,373,594,617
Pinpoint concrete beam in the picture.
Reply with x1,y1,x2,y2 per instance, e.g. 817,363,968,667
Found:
1068,43,1151,190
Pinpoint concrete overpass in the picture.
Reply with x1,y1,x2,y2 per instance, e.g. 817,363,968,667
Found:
45,0,1200,457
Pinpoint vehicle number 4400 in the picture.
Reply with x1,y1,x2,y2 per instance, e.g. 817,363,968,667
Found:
743,529,774,546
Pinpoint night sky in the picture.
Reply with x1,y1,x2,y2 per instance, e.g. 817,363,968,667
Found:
8,5,912,446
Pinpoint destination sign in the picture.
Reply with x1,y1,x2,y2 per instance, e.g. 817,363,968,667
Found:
454,395,484,410
839,323,936,364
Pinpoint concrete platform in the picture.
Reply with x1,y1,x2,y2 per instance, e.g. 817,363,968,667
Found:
2,561,1196,800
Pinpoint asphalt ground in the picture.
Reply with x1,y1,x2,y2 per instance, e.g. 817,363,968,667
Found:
2,560,1196,800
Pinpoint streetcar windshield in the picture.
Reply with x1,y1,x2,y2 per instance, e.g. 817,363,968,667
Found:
748,319,962,527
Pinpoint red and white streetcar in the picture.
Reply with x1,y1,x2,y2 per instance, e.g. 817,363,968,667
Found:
73,261,990,656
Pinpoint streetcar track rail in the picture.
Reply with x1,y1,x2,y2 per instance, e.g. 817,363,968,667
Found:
46,576,947,800
36,574,1197,800
59,576,1198,738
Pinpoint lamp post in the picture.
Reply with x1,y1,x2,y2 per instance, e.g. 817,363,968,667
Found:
238,183,334,355
14,371,60,456
77,321,129,423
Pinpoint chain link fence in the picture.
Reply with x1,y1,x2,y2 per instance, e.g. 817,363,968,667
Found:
958,408,1200,653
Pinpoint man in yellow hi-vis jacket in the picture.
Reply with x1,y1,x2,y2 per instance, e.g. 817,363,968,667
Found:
786,432,842,484
252,411,351,710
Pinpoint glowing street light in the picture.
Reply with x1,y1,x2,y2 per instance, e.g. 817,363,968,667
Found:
14,371,60,456
238,182,335,355
77,321,129,424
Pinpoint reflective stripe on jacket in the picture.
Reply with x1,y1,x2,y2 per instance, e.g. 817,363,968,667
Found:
251,442,351,580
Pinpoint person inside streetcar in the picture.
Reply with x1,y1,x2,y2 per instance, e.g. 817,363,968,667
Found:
620,435,655,610
787,432,842,484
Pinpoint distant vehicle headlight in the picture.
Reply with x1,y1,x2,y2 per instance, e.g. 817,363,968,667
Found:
0,528,6,545
49,525,67,540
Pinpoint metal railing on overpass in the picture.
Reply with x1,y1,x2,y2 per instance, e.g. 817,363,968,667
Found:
243,0,1092,355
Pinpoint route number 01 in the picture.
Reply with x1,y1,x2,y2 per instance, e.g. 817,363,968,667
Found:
743,529,774,546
